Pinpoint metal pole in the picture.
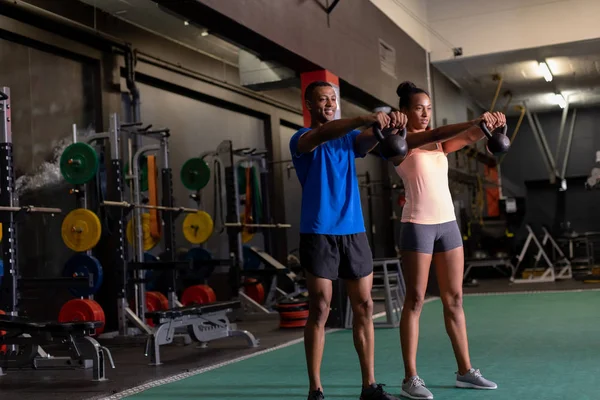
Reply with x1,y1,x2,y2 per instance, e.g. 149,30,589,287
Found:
259,157,273,255
425,51,435,129
489,74,503,112
532,112,558,176
0,87,18,316
108,113,129,336
159,136,177,308
555,99,570,162
132,144,160,322
561,108,578,180
524,105,555,182
217,140,243,297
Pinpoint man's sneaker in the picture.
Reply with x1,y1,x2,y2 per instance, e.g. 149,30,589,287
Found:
360,383,400,400
400,376,433,399
455,368,497,389
307,388,325,400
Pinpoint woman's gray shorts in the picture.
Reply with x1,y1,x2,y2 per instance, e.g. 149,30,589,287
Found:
399,220,463,254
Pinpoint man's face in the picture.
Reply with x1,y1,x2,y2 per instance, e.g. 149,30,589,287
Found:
307,86,337,123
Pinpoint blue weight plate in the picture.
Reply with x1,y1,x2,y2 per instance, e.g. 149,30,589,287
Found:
186,247,212,261
144,252,158,291
185,247,214,281
63,254,104,297
0,259,3,287
243,245,261,270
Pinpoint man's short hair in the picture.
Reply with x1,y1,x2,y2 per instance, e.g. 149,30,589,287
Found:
304,81,333,103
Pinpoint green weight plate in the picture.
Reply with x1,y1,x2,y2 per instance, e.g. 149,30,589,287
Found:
180,157,210,191
124,155,148,192
60,142,99,185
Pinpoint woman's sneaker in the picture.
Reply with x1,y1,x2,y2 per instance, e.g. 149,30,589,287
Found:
455,368,497,389
401,376,433,399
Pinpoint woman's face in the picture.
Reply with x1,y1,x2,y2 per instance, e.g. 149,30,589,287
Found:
404,93,432,131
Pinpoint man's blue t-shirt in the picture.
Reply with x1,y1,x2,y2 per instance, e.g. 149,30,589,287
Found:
289,128,366,235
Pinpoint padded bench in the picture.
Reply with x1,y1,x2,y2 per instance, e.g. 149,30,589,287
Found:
144,300,259,365
0,315,114,381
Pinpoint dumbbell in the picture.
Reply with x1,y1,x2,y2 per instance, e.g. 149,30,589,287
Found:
480,121,510,155
373,123,408,161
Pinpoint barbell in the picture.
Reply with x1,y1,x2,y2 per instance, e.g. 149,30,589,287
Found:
0,205,62,214
101,200,198,214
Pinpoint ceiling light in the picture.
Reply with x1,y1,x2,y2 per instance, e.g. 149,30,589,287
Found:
554,93,567,108
184,20,189,26
201,30,209,37
539,62,553,82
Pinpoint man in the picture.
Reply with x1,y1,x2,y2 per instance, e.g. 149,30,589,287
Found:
290,81,405,400
290,81,491,400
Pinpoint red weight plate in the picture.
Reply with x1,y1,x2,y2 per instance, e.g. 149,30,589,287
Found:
280,310,309,320
147,291,169,312
153,291,170,310
0,310,6,353
181,284,215,306
244,278,265,305
205,286,216,303
145,294,158,327
280,318,308,328
276,301,309,310
58,299,106,336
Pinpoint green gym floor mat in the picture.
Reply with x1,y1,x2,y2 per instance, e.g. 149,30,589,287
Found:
122,290,600,400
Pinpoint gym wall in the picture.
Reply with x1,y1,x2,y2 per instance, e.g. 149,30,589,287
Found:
157,0,430,107
502,107,600,233
0,37,98,176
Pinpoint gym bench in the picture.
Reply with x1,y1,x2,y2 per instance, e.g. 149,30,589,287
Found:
0,315,114,381
144,300,259,365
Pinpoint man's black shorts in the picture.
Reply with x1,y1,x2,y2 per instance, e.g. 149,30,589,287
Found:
299,232,373,280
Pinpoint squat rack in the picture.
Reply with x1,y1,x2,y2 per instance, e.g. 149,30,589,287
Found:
0,87,86,316
0,87,114,380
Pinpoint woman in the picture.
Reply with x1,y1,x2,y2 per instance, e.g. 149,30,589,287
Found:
393,81,505,400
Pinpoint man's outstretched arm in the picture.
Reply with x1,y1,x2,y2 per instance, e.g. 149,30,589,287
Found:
297,113,390,154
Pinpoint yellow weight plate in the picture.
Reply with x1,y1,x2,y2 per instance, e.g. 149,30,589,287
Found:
240,212,255,244
0,223,2,242
242,229,255,244
126,213,160,251
61,209,102,252
182,211,214,244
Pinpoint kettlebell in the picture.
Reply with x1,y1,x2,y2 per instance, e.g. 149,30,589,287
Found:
480,121,510,155
373,124,408,161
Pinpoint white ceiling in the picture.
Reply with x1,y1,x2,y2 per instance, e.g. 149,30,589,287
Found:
433,38,600,114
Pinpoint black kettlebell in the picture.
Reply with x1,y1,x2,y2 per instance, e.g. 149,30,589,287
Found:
480,121,510,155
373,124,408,161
